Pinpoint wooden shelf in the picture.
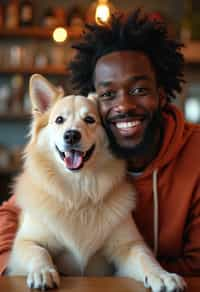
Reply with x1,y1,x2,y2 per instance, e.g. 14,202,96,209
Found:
0,166,20,175
0,66,68,75
182,41,200,63
1,27,199,63
0,113,30,121
0,26,83,39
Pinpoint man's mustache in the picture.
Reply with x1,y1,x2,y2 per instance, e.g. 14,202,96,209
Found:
108,111,150,122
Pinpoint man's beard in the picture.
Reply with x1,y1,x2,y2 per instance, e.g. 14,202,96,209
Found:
102,107,163,160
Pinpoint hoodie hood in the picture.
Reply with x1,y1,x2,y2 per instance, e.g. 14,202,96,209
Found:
139,103,195,179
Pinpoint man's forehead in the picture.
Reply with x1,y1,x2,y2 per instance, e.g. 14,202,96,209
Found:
94,50,155,86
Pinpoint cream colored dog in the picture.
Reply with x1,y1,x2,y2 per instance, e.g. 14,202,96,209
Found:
8,74,186,292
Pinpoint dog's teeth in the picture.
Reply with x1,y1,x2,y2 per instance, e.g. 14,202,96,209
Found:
64,151,70,158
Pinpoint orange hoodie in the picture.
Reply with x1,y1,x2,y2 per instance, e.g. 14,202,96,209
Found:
0,195,18,275
133,104,200,276
0,104,200,276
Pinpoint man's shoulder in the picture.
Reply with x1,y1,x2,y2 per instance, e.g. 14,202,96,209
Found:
181,122,200,163
185,122,200,144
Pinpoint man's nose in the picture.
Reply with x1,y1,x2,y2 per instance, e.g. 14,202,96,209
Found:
114,90,136,113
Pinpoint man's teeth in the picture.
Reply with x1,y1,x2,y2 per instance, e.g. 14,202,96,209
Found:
116,121,140,129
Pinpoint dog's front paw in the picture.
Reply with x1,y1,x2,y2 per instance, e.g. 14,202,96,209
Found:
143,271,186,292
27,267,60,290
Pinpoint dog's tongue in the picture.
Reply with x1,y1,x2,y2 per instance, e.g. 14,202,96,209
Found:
64,150,84,170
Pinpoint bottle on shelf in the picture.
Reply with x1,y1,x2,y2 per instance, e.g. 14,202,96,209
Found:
9,74,25,114
54,6,66,27
0,4,3,28
19,0,34,27
180,0,192,43
5,0,19,29
42,6,57,28
0,85,11,113
67,5,85,28
192,1,200,40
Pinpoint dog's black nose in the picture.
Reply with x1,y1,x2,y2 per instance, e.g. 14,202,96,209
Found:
64,130,81,145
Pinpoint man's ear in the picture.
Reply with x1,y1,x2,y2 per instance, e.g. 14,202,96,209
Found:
87,92,98,104
29,74,64,114
158,88,167,108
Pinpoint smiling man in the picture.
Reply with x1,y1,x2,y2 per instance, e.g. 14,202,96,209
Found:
0,9,200,277
68,10,200,275
94,51,165,168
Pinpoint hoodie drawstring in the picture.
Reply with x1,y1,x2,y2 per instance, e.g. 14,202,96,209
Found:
153,169,159,256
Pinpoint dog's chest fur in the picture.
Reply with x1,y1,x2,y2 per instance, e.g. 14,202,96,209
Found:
44,186,135,268
16,155,135,272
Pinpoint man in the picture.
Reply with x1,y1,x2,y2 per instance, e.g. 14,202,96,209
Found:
0,9,200,276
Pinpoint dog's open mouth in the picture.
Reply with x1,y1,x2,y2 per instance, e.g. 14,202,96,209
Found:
56,144,95,171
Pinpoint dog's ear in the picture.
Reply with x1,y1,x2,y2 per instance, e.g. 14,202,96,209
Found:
87,92,98,104
29,74,64,114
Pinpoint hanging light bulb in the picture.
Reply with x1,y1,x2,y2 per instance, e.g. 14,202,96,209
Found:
53,27,68,43
86,0,115,25
95,0,110,25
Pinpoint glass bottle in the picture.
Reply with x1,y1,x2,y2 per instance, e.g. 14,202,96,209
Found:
19,0,33,26
5,0,19,29
180,0,192,43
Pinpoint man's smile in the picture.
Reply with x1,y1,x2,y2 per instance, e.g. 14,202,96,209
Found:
113,119,143,137
116,120,141,129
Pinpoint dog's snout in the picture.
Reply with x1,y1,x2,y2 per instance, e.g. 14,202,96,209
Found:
64,130,81,145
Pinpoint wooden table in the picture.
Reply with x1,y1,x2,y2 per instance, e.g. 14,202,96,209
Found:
0,276,199,291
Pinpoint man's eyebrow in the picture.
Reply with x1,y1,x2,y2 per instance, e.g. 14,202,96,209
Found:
129,75,152,82
96,75,152,88
96,81,113,88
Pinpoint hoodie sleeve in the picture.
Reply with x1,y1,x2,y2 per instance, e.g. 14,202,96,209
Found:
0,196,19,275
159,179,200,276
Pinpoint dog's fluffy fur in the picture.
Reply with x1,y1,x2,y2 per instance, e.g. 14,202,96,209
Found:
8,75,185,292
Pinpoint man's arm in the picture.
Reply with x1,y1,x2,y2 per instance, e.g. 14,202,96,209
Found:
0,195,19,275
159,180,200,276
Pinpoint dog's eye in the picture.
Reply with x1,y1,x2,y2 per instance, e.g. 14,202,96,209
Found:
55,116,64,124
84,116,95,124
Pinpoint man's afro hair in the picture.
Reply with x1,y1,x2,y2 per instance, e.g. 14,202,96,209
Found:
69,9,185,101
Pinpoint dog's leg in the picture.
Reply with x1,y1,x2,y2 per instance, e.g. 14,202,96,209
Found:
8,212,60,290
103,215,186,292
8,239,60,290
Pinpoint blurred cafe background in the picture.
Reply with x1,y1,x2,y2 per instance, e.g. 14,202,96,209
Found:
0,0,199,202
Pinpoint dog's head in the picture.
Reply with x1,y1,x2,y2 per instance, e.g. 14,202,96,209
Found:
29,74,108,172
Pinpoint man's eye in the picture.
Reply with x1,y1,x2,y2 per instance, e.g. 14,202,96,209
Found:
129,88,147,96
99,91,116,100
55,116,64,124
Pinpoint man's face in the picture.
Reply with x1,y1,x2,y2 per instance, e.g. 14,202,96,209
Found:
94,51,165,159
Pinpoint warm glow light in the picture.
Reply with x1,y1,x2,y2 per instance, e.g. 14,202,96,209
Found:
95,1,110,24
53,27,68,43
185,97,200,122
